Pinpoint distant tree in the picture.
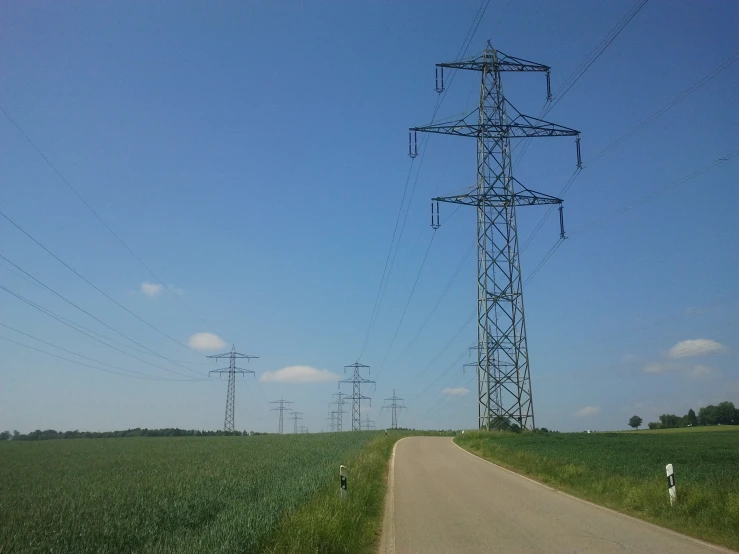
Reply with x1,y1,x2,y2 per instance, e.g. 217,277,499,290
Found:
698,405,718,426
12,430,19,439
716,401,737,425
0,431,10,441
658,414,681,428
628,415,642,429
686,408,698,426
647,422,661,430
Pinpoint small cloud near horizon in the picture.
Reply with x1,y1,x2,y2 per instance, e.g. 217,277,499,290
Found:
260,366,339,383
668,339,726,359
442,387,469,396
188,332,226,351
574,406,600,417
141,282,164,297
688,365,721,379
644,362,671,374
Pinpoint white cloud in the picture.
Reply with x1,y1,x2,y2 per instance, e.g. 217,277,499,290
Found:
442,387,469,396
668,339,726,359
260,365,339,383
188,332,226,351
574,406,600,417
141,282,164,297
688,365,721,379
644,362,670,374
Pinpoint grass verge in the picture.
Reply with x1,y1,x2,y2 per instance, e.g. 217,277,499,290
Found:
261,431,449,554
455,428,739,551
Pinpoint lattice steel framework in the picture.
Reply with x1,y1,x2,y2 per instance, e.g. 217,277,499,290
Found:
382,389,407,429
411,45,580,430
289,411,303,434
339,363,375,431
208,345,258,432
270,398,293,434
330,392,349,432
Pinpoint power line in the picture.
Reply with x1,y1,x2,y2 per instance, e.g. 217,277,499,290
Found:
513,0,649,166
0,105,222,337
395,239,475,361
0,334,201,382
518,51,737,253
0,255,207,377
377,230,436,375
357,0,492,361
0,323,201,382
546,0,649,115
0,209,203,357
570,148,739,236
587,52,739,166
0,284,205,379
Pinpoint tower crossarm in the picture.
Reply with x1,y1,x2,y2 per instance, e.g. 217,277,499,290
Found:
438,50,550,73
410,114,579,139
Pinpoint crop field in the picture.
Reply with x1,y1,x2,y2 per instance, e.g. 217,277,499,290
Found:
455,427,739,550
0,432,377,554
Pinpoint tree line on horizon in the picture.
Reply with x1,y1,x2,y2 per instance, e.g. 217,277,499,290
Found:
629,400,737,430
0,427,272,441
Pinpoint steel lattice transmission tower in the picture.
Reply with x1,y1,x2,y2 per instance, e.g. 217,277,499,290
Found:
410,44,580,431
339,363,375,431
270,398,293,434
330,392,349,432
208,345,258,432
289,411,304,434
362,415,376,431
382,389,407,429
327,411,337,432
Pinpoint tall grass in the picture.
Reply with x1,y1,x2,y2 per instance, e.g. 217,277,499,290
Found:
455,428,739,550
0,433,375,553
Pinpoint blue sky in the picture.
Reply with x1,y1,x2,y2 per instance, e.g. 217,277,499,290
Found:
1,0,737,434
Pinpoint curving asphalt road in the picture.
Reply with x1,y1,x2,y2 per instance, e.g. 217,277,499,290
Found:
379,436,732,554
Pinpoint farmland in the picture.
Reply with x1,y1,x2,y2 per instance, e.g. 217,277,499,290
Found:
455,427,739,550
0,432,379,554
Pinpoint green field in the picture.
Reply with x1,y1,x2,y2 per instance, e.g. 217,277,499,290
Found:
0,433,382,554
455,427,739,550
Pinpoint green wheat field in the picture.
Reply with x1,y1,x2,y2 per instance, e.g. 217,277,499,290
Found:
455,426,739,550
0,433,376,554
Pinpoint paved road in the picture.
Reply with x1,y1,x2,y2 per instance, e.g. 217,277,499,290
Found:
380,436,731,554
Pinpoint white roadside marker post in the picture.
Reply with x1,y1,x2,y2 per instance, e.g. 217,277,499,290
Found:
666,463,676,506
340,465,347,500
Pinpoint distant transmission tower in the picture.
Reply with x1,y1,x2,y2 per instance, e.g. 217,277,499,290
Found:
289,411,304,434
270,398,293,434
208,345,258,432
411,44,580,431
330,392,349,432
327,411,337,432
340,363,375,431
382,389,407,429
362,414,376,431
299,426,309,434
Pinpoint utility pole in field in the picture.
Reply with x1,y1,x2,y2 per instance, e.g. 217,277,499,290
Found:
330,392,349,432
208,345,258,432
270,398,293,434
410,43,580,431
340,363,375,431
289,411,304,434
382,389,407,430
